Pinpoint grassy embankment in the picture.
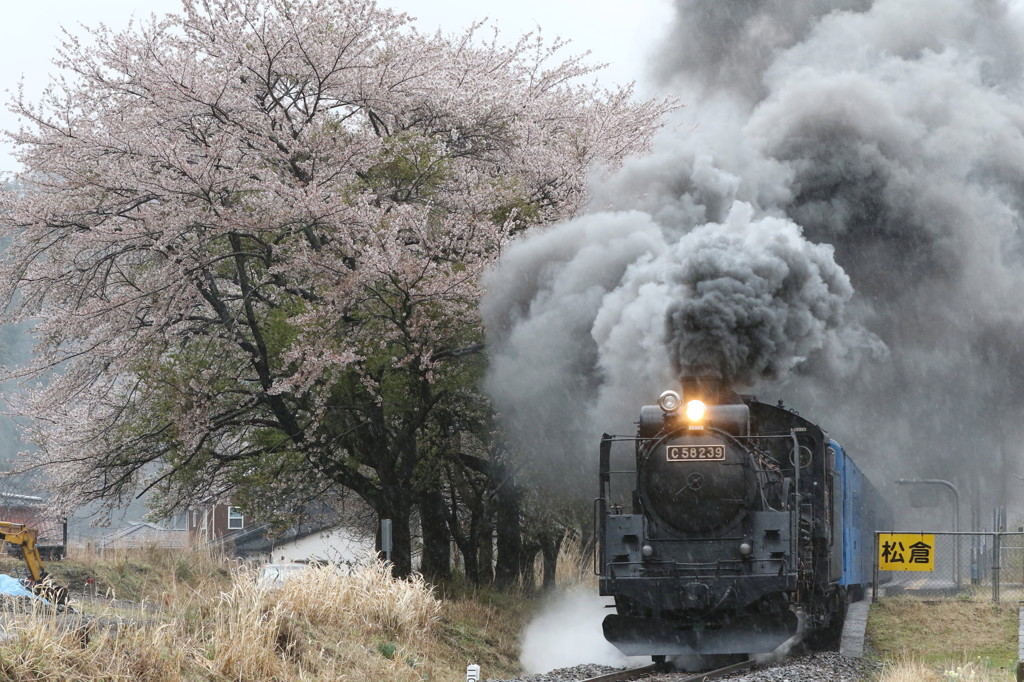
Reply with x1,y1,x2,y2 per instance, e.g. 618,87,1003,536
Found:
869,594,1019,681
0,546,544,681
11,542,1021,681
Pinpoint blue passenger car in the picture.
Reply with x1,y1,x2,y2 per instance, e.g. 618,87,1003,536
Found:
832,440,892,600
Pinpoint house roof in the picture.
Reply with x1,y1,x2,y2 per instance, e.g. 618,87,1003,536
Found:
0,492,44,504
227,516,343,554
220,504,371,555
99,522,187,549
222,524,272,552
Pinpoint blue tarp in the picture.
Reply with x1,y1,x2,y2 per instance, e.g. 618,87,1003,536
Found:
0,574,39,600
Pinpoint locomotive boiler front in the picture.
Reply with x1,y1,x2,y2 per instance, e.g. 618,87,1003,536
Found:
636,394,755,535
639,430,756,534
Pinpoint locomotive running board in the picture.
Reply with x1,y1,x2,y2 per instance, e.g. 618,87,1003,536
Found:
603,610,802,656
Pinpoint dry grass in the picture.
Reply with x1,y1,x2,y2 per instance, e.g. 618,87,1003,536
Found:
0,553,528,681
0,545,237,606
513,531,597,593
0,537,613,680
878,656,1013,681
868,596,1018,681
438,587,537,676
553,533,596,589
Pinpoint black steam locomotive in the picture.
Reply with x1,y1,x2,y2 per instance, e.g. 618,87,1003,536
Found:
596,378,890,661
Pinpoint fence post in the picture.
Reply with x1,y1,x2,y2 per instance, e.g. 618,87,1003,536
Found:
872,531,879,603
1016,603,1024,682
993,532,1002,603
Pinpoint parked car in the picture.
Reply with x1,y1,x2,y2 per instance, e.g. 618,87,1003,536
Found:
256,562,312,587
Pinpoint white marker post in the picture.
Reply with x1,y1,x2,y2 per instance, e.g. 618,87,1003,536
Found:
466,664,480,681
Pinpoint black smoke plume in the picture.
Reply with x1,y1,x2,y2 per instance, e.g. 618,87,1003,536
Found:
483,0,1024,511
663,205,856,386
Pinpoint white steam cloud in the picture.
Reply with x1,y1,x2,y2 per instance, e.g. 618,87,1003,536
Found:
519,589,644,673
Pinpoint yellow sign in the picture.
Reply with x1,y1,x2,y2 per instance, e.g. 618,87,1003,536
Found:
878,533,935,571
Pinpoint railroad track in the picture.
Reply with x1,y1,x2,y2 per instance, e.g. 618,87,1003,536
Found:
578,663,663,682
580,658,757,682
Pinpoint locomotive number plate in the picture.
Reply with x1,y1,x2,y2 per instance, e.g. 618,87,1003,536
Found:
666,445,726,462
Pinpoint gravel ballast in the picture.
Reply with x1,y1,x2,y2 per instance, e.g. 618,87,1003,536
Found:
486,652,881,682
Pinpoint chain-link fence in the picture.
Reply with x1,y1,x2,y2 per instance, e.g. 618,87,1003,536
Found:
873,531,1024,602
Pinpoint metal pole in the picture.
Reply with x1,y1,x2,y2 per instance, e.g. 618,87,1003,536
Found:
993,532,1001,603
872,531,879,603
381,519,393,564
791,430,801,579
895,479,961,588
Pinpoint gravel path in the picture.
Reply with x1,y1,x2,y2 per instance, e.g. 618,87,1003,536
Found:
485,663,621,682
690,652,879,681
486,652,881,682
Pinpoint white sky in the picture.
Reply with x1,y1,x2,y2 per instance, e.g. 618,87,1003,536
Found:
0,0,673,174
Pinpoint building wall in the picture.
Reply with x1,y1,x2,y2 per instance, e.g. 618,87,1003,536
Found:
188,503,245,546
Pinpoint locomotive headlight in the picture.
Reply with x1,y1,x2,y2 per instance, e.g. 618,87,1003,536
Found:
658,390,682,413
684,399,707,422
641,544,654,558
739,542,752,556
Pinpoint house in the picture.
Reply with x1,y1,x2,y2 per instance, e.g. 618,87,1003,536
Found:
184,503,248,545
93,501,241,552
97,498,375,566
198,499,376,565
230,520,373,565
0,492,65,558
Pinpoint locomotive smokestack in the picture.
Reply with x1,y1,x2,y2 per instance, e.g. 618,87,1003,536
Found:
681,375,722,405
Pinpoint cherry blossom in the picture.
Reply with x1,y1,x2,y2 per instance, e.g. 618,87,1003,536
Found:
0,0,672,573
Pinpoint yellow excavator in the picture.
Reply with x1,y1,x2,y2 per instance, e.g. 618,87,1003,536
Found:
0,522,68,605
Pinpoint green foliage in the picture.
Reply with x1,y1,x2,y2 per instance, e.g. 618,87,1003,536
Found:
361,133,453,203
261,299,306,366
491,196,542,231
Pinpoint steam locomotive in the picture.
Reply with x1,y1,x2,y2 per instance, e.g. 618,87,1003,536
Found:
596,378,890,661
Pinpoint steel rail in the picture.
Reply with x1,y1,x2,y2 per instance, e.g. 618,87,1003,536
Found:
580,658,757,682
679,658,757,681
579,663,663,682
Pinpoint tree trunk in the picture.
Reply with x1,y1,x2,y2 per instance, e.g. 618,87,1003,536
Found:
520,543,540,593
461,514,480,585
539,530,563,591
475,514,494,586
494,479,522,589
418,488,451,582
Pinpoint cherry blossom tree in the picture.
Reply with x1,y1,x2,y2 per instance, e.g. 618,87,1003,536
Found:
0,0,671,575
